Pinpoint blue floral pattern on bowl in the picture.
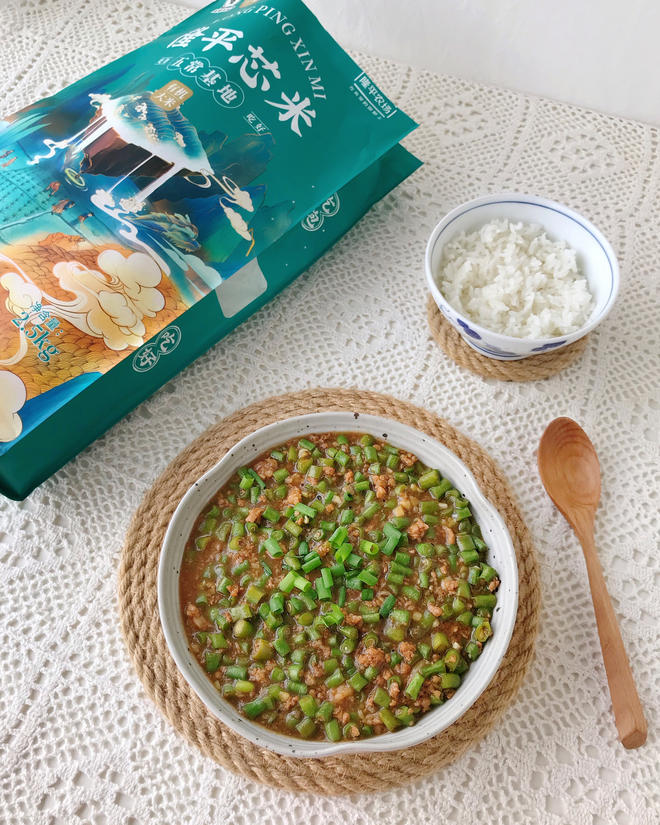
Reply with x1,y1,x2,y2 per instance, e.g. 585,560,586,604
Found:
469,341,520,358
531,340,567,352
456,318,481,340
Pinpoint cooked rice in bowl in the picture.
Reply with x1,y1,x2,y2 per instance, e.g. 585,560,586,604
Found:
436,219,594,338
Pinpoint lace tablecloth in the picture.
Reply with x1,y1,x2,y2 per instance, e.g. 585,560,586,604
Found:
1,1,658,823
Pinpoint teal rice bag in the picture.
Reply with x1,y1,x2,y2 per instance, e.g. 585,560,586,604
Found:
0,0,421,498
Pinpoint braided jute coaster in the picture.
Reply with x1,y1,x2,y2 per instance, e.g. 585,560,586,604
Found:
118,388,540,795
427,297,588,381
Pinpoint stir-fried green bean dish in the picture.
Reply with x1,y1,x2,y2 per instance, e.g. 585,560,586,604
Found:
180,432,501,742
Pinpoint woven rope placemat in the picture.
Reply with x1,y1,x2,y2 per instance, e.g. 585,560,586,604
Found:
118,388,540,795
427,297,588,381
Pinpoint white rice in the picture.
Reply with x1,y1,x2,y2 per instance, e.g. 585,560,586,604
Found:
436,219,595,338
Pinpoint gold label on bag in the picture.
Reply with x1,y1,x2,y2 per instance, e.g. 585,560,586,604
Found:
151,80,193,110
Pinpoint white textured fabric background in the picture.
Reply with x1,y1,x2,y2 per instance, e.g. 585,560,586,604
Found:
1,2,659,824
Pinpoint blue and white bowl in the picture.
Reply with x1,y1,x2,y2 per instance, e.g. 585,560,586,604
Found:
425,194,620,361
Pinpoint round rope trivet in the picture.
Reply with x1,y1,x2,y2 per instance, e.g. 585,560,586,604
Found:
118,388,540,795
427,297,588,381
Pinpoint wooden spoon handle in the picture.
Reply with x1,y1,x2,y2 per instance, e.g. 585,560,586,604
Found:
579,530,647,748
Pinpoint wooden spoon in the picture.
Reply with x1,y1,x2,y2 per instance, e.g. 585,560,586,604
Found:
538,417,647,749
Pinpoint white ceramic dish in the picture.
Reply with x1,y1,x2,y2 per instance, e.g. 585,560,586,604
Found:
158,412,519,757
425,193,619,360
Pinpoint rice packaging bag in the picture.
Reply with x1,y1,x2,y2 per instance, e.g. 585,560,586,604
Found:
0,0,420,499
